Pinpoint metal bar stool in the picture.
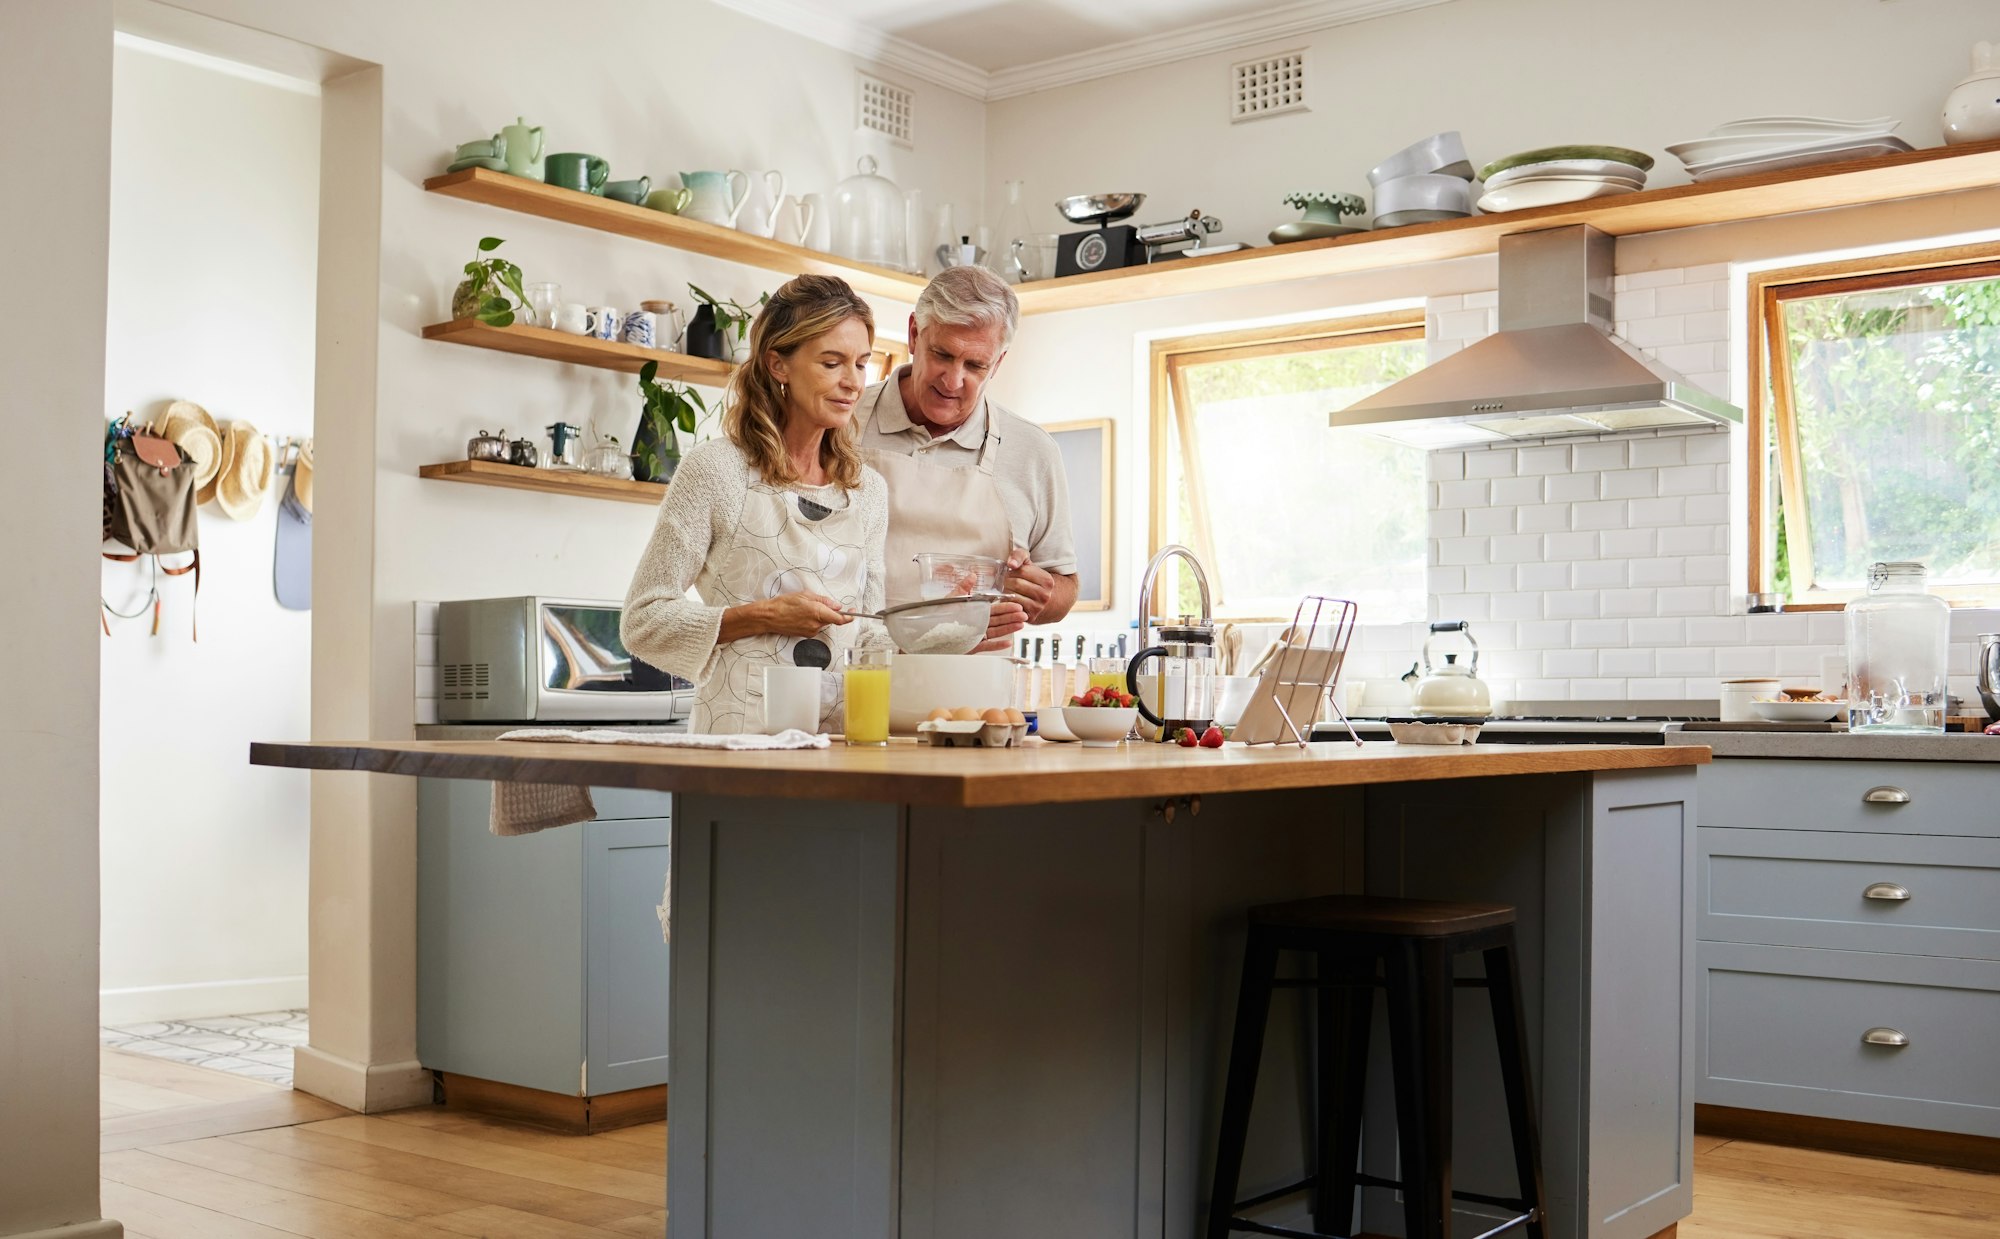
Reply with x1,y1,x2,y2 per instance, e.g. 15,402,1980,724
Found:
1205,895,1546,1239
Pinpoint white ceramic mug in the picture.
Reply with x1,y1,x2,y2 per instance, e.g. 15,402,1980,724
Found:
586,306,621,341
620,310,658,348
1719,677,1781,722
763,665,823,735
553,302,589,334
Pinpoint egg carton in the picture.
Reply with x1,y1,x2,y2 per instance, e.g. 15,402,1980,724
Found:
916,719,1029,747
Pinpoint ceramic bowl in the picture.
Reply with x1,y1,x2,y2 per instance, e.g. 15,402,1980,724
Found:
887,653,1014,733
1034,710,1079,742
1372,174,1476,219
1368,131,1473,185
1387,721,1482,745
1749,698,1846,723
1373,208,1469,228
1057,706,1139,747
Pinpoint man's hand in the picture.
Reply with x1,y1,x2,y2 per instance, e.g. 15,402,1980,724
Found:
1003,548,1058,625
973,597,1029,653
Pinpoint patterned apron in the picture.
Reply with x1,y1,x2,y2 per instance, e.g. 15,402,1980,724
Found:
693,479,872,734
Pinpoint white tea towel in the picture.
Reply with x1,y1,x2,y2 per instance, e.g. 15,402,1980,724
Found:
488,727,831,835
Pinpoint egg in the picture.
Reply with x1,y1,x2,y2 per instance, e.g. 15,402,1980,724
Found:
950,706,983,722
1004,708,1026,725
927,707,952,722
981,708,1010,725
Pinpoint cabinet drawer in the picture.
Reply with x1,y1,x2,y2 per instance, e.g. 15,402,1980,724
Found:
1700,828,2000,959
589,787,674,822
1700,760,1997,836
1699,942,2000,1136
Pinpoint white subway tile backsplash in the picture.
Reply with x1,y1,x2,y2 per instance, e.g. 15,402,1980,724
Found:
1717,646,1782,676
1630,557,1686,588
1658,585,1721,615
1545,531,1598,560
1437,479,1490,509
1656,524,1723,556
1685,555,1730,585
1775,646,1825,677
1491,533,1542,563
416,700,439,726
1654,341,1722,375
1465,450,1516,479
1466,563,1515,593
1493,591,1542,621
1686,616,1746,644
1573,619,1629,647
1545,590,1602,619
1659,464,1720,496
1572,559,1627,589
1657,646,1715,675
415,634,438,669
1683,309,1729,344
1519,503,1570,534
1518,561,1569,592
1572,442,1625,472
1428,294,1464,314
1627,437,1687,468
1571,499,1628,531
1623,268,1684,290
1613,287,1656,319
1629,678,1687,698
1437,536,1486,566
1681,263,1729,284
1431,566,1466,595
1463,290,1498,309
1683,432,1730,465
1598,528,1656,558
1629,497,1686,527
1601,588,1657,618
1572,678,1628,697
1752,614,1810,643
1622,316,1685,348
1599,647,1656,676
1601,469,1658,500
1511,679,1566,700
1684,493,1729,523
1437,308,1490,340
1429,509,1464,539
1492,475,1545,506
1517,620,1571,649
1465,506,1516,535
1433,594,1491,620
416,601,441,634
1516,445,1570,475
415,666,438,698
1629,618,1685,644
1543,648,1598,677
1653,281,1717,316
1543,472,1597,503
1427,452,1465,482
1809,614,1847,643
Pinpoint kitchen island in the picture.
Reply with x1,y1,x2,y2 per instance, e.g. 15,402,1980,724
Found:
251,738,1707,1239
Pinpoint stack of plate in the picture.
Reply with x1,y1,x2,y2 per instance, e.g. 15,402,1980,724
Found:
1666,116,1912,182
1367,132,1477,228
1474,145,1653,213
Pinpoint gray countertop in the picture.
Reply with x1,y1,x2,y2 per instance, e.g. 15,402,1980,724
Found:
1664,726,2000,761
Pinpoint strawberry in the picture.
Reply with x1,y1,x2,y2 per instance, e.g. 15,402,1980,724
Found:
1176,727,1198,747
1199,726,1224,748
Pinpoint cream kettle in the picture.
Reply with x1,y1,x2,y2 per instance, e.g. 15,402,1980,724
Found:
1411,620,1493,717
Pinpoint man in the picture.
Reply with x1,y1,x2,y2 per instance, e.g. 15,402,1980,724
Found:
855,264,1078,651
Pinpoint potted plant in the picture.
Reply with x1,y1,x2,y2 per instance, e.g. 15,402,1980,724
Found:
632,359,710,483
451,236,528,325
686,284,768,361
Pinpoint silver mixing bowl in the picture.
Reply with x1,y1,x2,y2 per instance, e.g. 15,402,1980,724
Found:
1055,193,1145,225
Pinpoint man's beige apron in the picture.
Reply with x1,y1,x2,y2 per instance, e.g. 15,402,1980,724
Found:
859,377,1012,610
695,478,872,734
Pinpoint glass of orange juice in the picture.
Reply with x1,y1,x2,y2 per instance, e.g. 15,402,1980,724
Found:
1088,656,1128,695
842,648,893,746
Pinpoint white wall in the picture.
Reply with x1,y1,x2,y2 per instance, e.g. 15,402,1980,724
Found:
0,0,121,1233
98,37,320,1025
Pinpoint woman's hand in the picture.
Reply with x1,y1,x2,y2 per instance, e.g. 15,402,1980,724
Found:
720,592,851,643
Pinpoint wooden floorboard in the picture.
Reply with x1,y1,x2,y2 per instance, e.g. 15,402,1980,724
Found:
98,1053,2000,1239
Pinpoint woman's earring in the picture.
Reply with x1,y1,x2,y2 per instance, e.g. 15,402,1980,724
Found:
779,381,788,399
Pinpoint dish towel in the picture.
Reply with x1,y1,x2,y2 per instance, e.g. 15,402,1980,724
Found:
487,727,831,836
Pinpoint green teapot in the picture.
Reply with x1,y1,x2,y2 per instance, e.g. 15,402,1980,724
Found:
500,116,544,180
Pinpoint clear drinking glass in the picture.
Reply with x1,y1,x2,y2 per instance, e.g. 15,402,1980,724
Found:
525,281,561,328
842,648,893,746
1845,560,1949,732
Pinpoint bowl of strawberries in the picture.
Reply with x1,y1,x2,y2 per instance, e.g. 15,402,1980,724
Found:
1059,685,1140,747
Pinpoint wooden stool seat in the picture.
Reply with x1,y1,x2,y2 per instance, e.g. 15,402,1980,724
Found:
1206,894,1547,1239
1248,894,1515,937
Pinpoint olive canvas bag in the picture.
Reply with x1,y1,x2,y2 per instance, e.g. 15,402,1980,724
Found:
104,432,201,637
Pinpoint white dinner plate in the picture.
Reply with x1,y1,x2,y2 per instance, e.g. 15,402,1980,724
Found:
1685,136,1915,181
1710,115,1896,136
1476,177,1641,213
1749,698,1846,723
1483,159,1647,190
1667,123,1898,165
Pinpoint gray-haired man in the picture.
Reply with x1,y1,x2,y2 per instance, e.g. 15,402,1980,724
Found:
854,265,1078,650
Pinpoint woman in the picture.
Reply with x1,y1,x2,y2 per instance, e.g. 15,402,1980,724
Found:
622,274,889,734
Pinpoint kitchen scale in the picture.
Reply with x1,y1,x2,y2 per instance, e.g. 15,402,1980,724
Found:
1053,193,1251,277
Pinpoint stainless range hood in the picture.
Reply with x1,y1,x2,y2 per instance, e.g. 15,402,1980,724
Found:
1334,225,1742,448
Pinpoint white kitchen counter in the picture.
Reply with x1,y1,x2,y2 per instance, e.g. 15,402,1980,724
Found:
1665,727,2000,761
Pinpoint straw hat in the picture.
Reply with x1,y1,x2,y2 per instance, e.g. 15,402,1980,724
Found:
215,420,273,520
156,400,223,502
292,439,314,514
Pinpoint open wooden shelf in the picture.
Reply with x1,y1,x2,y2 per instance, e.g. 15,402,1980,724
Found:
423,167,929,302
421,317,736,382
418,458,665,505
1010,138,2000,315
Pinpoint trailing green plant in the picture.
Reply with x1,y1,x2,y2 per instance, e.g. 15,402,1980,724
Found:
688,284,770,346
451,236,528,326
633,359,711,481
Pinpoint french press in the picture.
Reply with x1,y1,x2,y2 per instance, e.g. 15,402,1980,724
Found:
1126,545,1218,742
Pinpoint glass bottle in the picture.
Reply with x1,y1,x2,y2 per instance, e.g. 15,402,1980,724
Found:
993,178,1033,283
1844,561,1950,732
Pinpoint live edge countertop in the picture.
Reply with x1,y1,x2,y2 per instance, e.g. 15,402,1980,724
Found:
248,737,1706,809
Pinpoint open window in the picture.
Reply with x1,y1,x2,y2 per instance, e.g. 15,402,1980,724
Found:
1150,312,1429,621
1750,244,2000,607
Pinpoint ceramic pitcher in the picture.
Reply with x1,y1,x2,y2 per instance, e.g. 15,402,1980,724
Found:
500,116,544,179
680,170,749,228
735,170,787,238
1943,41,2000,145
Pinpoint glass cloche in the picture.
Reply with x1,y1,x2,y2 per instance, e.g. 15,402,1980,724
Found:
829,156,909,272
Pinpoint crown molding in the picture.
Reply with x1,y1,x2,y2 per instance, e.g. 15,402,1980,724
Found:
982,0,1459,100
713,0,1459,102
709,0,992,98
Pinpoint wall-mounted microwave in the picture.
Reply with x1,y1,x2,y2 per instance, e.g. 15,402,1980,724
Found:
436,596,693,723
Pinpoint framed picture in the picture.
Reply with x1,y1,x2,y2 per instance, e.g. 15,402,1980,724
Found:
1044,418,1113,612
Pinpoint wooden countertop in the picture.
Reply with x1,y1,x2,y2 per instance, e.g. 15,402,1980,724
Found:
250,737,1708,809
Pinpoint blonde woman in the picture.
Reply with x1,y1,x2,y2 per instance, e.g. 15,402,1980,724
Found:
622,275,889,734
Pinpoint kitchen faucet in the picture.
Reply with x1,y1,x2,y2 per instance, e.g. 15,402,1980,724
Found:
1135,544,1212,641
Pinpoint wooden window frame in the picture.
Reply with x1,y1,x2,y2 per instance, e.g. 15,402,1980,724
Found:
1147,310,1426,621
1748,240,2000,610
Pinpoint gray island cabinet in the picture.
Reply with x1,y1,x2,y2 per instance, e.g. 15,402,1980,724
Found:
1677,748,2000,1140
416,778,671,1122
252,737,1706,1239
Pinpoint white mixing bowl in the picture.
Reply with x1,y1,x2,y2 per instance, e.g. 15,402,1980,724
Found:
887,653,1015,734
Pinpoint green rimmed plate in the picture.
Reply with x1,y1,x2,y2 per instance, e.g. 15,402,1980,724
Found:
1479,145,1655,180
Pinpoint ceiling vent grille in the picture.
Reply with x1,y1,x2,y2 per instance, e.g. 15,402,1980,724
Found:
1230,49,1308,123
858,72,914,147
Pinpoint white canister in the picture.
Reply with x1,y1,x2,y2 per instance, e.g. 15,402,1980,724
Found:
1719,677,1781,722
1942,40,2000,146
763,665,823,735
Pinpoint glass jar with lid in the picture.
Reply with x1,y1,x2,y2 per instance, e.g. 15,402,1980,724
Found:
829,156,908,272
1844,560,1950,732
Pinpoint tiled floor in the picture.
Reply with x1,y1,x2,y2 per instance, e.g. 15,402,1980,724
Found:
99,1009,304,1087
